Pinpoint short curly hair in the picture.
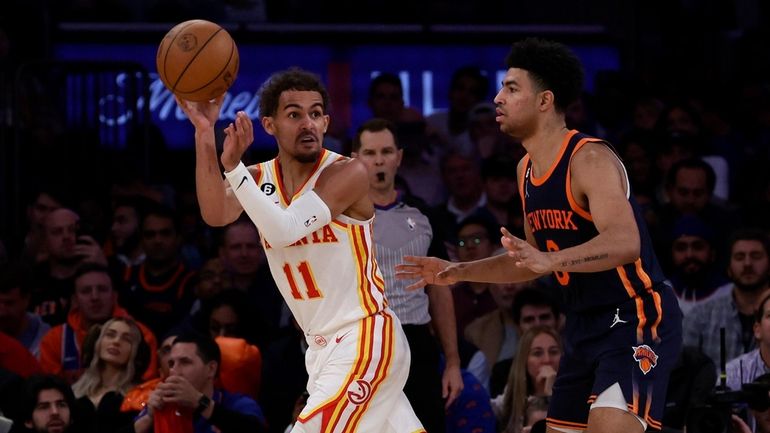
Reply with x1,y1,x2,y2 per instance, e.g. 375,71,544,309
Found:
257,68,330,118
504,38,584,113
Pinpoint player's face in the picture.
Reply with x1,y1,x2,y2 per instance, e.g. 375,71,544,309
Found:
98,320,135,368
220,224,263,276
526,333,561,379
264,90,329,164
73,271,115,324
671,235,713,275
353,129,403,193
26,389,71,433
728,240,770,290
493,68,541,140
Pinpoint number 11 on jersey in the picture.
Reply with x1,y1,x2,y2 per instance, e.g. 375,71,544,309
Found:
283,261,323,300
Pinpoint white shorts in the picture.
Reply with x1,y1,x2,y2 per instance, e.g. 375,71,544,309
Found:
292,310,425,433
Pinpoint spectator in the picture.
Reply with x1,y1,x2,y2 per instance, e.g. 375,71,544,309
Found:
667,215,730,315
218,219,287,344
463,280,530,391
39,263,158,384
120,205,196,338
726,292,770,390
426,66,490,155
120,329,180,414
106,195,151,269
72,318,145,433
497,326,562,433
134,331,266,433
683,229,770,366
366,72,423,124
480,155,524,238
18,374,81,433
0,263,50,356
450,215,499,340
655,157,737,258
432,152,490,244
20,187,67,265
31,208,107,326
190,257,231,315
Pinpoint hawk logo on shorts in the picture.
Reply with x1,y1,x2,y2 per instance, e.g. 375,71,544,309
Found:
632,345,659,375
346,379,372,405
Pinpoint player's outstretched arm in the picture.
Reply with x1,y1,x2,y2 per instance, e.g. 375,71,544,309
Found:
395,254,542,289
177,96,246,226
507,142,641,274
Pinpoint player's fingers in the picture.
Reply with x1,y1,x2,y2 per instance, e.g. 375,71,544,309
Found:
404,279,427,291
401,255,427,264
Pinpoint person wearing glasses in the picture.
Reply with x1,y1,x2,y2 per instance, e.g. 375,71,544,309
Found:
450,214,501,340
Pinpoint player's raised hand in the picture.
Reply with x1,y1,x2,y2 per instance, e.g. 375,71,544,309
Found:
174,95,225,130
221,111,254,171
501,227,553,274
395,256,462,289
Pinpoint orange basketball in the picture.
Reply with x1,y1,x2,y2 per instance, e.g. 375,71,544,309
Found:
156,19,239,102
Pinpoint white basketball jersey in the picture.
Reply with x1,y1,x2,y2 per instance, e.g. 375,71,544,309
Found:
250,149,387,337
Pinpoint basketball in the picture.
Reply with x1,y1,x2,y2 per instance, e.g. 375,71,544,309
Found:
156,19,239,102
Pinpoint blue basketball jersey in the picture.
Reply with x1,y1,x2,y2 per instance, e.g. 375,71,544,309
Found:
520,130,666,313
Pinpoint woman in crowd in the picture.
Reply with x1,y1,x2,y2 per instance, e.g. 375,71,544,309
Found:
72,317,146,433
498,325,562,433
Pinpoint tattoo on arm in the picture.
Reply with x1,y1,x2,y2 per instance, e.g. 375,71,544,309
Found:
561,253,609,268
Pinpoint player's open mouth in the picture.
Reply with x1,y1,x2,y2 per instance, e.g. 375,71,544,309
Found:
376,172,385,181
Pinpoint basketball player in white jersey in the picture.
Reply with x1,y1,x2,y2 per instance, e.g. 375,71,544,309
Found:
177,68,425,433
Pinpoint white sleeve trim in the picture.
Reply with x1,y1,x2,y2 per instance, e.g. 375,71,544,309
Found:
224,161,332,248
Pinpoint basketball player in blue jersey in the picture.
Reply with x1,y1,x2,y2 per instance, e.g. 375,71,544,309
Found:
177,69,424,433
397,38,682,433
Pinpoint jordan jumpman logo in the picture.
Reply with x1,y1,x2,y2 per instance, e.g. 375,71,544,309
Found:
611,308,628,328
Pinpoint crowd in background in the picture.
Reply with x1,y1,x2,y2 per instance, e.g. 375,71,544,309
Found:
1,3,770,430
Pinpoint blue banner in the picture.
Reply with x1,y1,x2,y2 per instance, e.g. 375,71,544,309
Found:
55,43,619,149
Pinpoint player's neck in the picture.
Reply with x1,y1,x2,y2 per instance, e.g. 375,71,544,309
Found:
277,153,319,194
521,117,570,176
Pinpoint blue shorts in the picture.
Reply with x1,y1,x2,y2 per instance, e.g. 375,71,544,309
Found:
546,285,683,431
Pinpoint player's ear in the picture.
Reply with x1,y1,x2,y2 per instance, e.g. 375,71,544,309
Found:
261,116,275,136
539,90,555,112
323,114,330,134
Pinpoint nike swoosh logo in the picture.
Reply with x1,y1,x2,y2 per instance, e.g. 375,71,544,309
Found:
237,175,248,190
335,331,351,344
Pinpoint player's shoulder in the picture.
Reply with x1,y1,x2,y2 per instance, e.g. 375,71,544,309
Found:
322,155,367,178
